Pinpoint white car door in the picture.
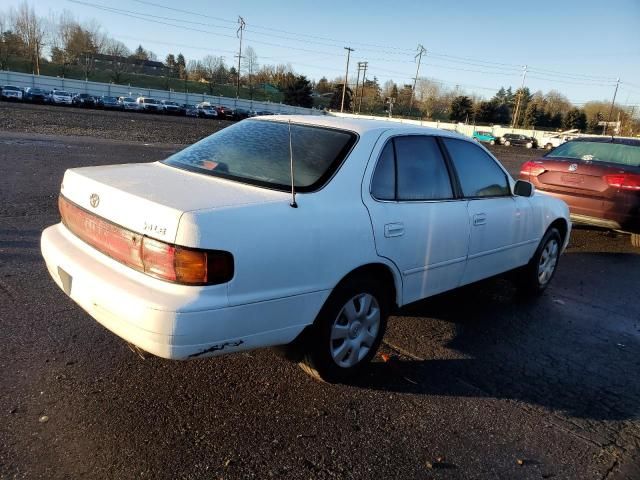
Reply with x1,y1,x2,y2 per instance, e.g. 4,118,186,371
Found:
362,134,470,305
440,137,536,285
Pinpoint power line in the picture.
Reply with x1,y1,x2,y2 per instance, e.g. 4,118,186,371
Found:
96,1,620,84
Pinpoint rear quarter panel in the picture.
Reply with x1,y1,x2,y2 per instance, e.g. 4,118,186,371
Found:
175,129,403,310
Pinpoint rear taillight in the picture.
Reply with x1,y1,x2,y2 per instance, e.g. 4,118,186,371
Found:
520,161,546,177
59,195,233,285
603,173,640,191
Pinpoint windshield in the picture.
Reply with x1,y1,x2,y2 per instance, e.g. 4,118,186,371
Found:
546,141,640,167
103,96,117,101
163,120,357,192
55,91,70,96
143,98,158,104
123,97,135,102
3,86,20,91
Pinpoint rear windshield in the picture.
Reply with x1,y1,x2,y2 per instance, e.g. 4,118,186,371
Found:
546,141,640,167
163,120,357,192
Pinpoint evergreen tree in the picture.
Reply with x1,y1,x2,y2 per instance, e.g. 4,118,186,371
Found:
449,96,473,122
329,84,352,110
563,108,588,131
176,53,186,79
283,75,313,107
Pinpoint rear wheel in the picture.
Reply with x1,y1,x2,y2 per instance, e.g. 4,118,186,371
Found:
545,143,553,150
504,140,511,146
526,142,533,149
299,277,389,383
516,227,562,295
490,140,495,145
632,234,640,248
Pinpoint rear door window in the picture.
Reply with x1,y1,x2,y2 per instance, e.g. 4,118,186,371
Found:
371,135,454,201
442,138,511,198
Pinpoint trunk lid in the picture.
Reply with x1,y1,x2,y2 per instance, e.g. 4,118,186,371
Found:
531,157,631,198
61,162,289,243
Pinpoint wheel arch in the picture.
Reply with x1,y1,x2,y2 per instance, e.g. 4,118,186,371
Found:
333,262,401,311
549,217,569,245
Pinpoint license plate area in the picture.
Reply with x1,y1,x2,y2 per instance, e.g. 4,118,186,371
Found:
57,267,73,295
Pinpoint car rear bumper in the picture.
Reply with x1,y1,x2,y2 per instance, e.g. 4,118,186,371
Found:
41,223,322,360
537,189,640,234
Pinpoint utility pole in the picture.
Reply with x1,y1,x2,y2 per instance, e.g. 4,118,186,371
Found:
358,62,367,113
354,62,363,112
603,77,620,135
408,44,426,117
511,65,528,128
340,47,354,113
235,16,246,98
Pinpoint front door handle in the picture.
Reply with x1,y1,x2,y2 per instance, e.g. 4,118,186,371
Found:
384,222,404,238
473,213,487,226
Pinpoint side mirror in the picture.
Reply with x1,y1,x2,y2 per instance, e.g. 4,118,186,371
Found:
514,180,535,197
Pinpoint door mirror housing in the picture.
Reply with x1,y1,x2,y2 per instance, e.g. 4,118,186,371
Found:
514,179,535,197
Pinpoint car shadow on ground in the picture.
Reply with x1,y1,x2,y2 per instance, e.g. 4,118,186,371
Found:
352,252,640,422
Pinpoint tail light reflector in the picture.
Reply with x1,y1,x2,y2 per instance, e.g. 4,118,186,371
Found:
604,173,640,191
59,195,233,285
520,161,546,177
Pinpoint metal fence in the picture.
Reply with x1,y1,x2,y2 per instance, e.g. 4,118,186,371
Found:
0,70,326,116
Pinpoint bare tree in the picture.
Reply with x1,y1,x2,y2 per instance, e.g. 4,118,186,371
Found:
201,54,224,94
104,38,130,83
12,2,46,75
241,46,258,98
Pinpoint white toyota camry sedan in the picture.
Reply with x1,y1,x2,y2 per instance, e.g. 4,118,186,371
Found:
41,116,570,382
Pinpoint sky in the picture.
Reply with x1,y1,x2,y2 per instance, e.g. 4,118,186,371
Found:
4,0,640,107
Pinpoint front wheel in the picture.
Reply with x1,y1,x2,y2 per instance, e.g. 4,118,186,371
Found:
516,227,562,295
631,233,640,248
504,140,511,146
299,278,388,382
526,142,533,149
490,140,495,145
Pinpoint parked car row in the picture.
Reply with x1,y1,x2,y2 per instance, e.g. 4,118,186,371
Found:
0,84,275,120
473,131,539,148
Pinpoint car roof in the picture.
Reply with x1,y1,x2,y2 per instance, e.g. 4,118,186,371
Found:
570,136,640,147
253,114,468,139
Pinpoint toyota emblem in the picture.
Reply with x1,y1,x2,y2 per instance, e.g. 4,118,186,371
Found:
89,193,100,208
568,163,578,172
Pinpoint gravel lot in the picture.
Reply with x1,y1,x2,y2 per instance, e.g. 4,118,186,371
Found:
1,102,639,479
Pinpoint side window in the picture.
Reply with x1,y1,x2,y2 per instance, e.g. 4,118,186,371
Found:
371,136,454,201
442,138,511,198
395,136,453,201
371,142,395,200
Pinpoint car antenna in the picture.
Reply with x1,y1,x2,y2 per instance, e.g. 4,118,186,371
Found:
288,119,298,208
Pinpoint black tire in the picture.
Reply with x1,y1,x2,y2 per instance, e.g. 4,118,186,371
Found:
631,234,640,248
299,276,389,383
516,227,562,296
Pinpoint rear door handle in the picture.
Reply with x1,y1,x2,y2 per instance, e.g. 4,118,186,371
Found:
473,213,487,226
384,222,404,238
